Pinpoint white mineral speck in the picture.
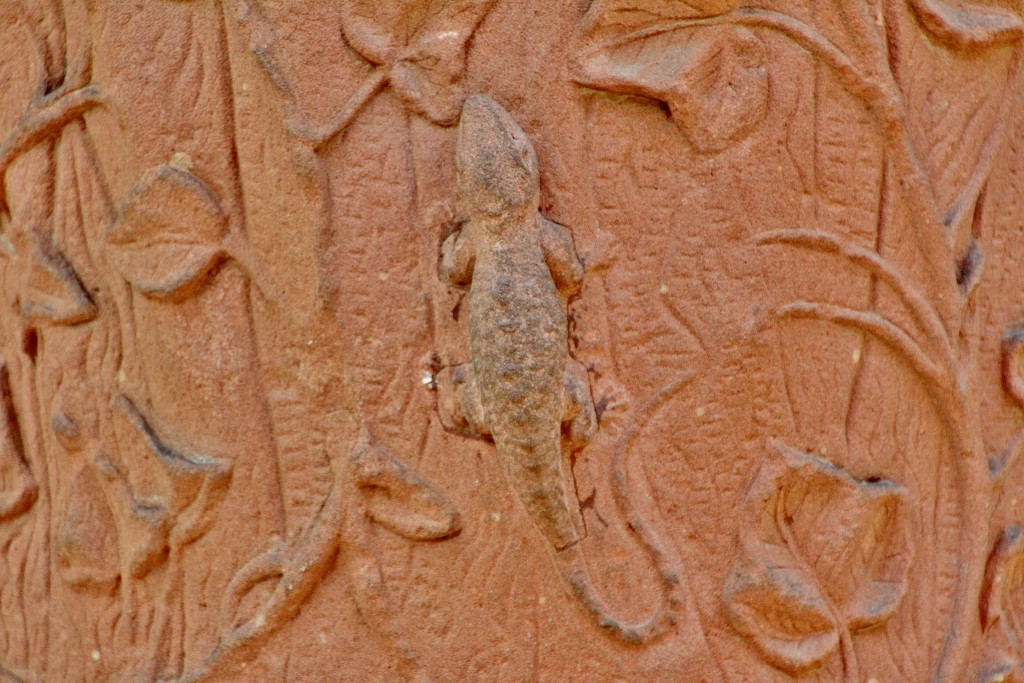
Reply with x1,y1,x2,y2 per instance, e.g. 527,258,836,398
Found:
169,152,193,172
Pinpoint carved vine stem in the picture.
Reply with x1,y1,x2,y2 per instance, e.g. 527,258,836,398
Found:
943,47,1023,238
0,85,104,213
601,373,697,643
759,28,1019,680
285,68,389,151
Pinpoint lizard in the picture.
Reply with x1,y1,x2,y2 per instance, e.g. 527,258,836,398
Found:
439,94,595,552
438,94,680,643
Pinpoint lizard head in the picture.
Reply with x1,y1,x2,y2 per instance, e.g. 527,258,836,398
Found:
456,95,539,230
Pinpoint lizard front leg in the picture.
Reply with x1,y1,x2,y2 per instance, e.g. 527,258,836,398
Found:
540,217,584,297
439,226,475,288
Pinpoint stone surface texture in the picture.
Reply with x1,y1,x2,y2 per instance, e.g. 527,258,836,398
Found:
1,1,1024,681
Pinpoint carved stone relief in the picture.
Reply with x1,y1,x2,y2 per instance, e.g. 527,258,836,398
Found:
1,1,1023,681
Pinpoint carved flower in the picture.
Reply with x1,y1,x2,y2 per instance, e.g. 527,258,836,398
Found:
106,164,228,301
723,440,912,675
572,0,768,153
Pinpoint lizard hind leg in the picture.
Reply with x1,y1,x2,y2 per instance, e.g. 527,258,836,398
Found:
558,358,596,547
436,362,490,438
562,358,597,449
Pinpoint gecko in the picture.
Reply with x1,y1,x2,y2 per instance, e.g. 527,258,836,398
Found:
439,94,596,553
438,95,685,645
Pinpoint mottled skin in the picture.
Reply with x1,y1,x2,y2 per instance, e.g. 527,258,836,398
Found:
440,95,596,552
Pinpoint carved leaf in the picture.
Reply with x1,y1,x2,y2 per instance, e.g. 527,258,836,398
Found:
114,395,231,547
107,165,228,301
906,0,1024,49
574,5,767,153
57,467,120,595
725,550,840,672
340,0,496,125
724,440,912,673
978,526,1024,682
90,450,170,580
0,362,35,522
20,246,97,326
579,0,740,30
350,440,461,541
982,525,1024,631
